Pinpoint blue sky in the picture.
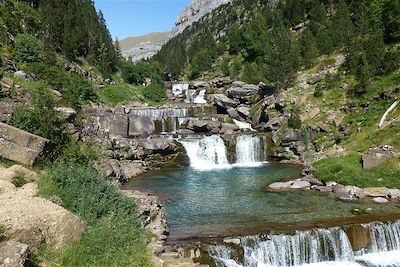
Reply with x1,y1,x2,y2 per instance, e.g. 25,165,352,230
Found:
94,0,191,40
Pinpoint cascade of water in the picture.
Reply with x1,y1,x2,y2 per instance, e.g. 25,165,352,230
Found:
194,89,207,104
179,135,230,170
354,221,400,266
129,108,189,118
233,119,255,131
235,135,265,166
210,228,355,267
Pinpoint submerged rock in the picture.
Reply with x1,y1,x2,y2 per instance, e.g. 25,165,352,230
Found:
372,197,389,203
268,181,294,190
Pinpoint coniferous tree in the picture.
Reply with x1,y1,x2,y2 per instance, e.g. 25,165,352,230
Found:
299,30,319,68
330,0,355,48
115,38,123,61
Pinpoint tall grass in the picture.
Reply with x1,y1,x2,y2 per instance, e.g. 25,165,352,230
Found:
314,153,400,188
37,162,150,267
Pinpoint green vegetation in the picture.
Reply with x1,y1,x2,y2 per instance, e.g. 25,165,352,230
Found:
99,83,139,106
155,0,400,92
25,63,97,107
0,225,5,242
314,153,400,188
37,162,150,267
11,172,30,187
13,34,45,63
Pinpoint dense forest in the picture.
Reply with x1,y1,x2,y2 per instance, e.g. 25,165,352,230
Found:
154,0,400,92
0,0,118,76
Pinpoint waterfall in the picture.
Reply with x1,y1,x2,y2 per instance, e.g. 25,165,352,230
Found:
179,135,230,170
194,89,207,104
233,119,255,132
235,135,266,166
208,221,400,267
129,108,189,118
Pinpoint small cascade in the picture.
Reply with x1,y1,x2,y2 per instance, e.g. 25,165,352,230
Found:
235,135,266,166
233,119,255,132
129,107,189,118
179,135,229,170
194,89,207,104
208,221,400,267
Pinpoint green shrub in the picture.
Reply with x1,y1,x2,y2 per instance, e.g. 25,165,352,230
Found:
11,172,29,187
13,34,45,63
142,83,166,104
10,87,68,158
313,85,323,97
288,106,302,129
26,63,97,106
37,163,150,266
0,225,5,242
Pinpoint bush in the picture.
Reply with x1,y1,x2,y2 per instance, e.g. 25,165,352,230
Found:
142,84,166,104
37,163,150,266
9,87,68,157
11,172,29,187
288,106,302,129
26,63,97,107
13,34,45,63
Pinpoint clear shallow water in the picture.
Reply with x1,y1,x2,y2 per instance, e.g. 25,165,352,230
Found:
123,164,400,240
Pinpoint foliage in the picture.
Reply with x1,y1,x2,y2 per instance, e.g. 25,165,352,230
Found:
288,106,302,129
0,225,5,242
13,34,45,63
314,153,400,188
37,162,150,267
98,83,139,106
9,87,68,157
26,63,97,107
11,172,30,187
121,61,162,85
141,84,166,104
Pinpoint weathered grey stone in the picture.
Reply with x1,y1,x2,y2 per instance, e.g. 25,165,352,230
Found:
265,116,287,131
314,186,333,193
176,129,195,135
338,194,354,202
362,146,398,169
140,138,175,152
14,71,27,80
54,107,77,122
220,123,239,132
227,84,259,101
223,238,241,245
97,115,128,136
0,241,29,267
212,94,239,110
281,129,302,143
206,121,221,132
301,175,323,186
128,116,155,136
388,189,400,199
0,123,53,165
290,180,311,189
227,107,240,119
268,181,294,190
363,187,389,198
192,120,209,132
373,197,389,203
237,106,250,118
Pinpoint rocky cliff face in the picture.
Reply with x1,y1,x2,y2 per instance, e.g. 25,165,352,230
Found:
171,0,232,37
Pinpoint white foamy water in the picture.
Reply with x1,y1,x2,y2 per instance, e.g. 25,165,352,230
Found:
233,119,255,131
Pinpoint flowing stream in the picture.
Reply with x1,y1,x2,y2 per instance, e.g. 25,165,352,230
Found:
209,221,400,267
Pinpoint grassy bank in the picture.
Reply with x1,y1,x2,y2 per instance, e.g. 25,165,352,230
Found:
36,162,150,267
314,153,400,188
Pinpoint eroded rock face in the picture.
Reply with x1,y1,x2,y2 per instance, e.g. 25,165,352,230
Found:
362,146,398,169
0,123,53,165
0,181,85,249
171,0,232,37
0,241,29,267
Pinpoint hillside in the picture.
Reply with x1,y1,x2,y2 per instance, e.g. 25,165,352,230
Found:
119,32,170,62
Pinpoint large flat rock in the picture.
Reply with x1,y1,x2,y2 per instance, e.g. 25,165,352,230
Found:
0,123,52,165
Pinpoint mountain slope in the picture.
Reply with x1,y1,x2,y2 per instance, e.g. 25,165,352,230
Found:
120,32,170,62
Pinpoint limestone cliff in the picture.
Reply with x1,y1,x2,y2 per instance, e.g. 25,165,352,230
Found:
171,0,232,37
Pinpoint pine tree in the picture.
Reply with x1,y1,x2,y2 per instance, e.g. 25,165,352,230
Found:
330,0,356,48
115,37,122,61
309,1,328,35
299,30,319,68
